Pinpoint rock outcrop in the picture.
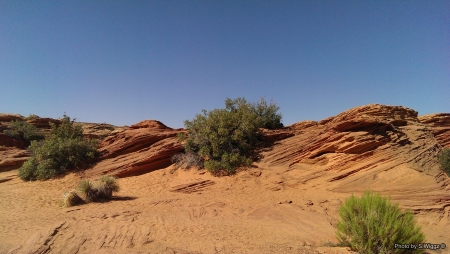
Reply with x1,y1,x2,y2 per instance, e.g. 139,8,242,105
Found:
79,122,127,139
27,117,61,129
419,113,450,148
0,146,30,171
0,113,24,122
258,104,450,215
85,120,185,177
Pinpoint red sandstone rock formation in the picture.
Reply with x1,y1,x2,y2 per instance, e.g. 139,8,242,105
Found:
258,104,450,214
85,120,185,177
418,113,450,148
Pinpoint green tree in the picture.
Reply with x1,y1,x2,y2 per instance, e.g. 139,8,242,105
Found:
18,114,98,181
336,191,425,254
438,147,450,176
183,97,283,175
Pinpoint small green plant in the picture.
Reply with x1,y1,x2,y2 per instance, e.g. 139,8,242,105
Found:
17,114,98,181
78,179,97,202
336,191,425,254
183,97,283,175
60,191,83,207
3,120,44,141
96,175,120,199
438,147,450,176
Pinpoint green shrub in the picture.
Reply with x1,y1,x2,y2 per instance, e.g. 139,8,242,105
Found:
336,191,425,254
183,97,283,175
3,129,21,140
3,120,44,141
17,115,98,181
49,114,84,140
438,148,450,176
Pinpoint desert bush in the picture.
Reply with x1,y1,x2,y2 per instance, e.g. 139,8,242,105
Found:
49,114,84,140
17,115,98,181
183,97,283,175
171,152,204,171
3,120,44,141
60,191,83,207
96,175,120,199
438,148,450,176
77,176,119,202
25,114,39,120
78,179,97,202
336,191,425,254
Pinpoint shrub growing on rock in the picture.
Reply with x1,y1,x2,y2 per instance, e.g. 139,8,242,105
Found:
336,191,425,254
17,115,98,181
438,148,450,176
182,97,283,175
3,120,44,141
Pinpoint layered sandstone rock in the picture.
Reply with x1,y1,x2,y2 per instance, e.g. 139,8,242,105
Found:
79,122,127,139
85,120,185,177
419,113,450,148
258,104,449,215
0,147,30,171
0,113,24,122
27,117,61,129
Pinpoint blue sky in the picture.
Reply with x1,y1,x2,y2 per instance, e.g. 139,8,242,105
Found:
1,1,448,128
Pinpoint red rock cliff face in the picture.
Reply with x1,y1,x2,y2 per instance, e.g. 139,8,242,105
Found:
85,120,185,178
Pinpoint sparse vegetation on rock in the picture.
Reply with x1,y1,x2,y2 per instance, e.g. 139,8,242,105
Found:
336,191,425,254
180,97,283,175
25,114,39,121
3,120,44,142
438,147,450,176
17,114,98,181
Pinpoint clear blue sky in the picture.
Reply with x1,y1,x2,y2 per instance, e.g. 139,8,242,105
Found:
1,1,448,128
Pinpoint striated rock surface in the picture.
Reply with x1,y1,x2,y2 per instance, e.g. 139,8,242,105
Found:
85,120,185,177
258,104,450,241
0,147,30,171
419,113,450,148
